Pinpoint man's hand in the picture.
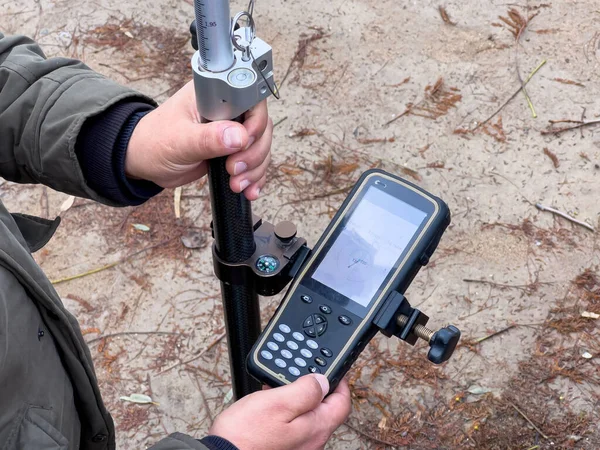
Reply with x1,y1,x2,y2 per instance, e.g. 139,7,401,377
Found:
209,375,351,450
125,81,272,200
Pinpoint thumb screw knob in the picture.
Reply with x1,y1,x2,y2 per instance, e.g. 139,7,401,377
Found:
427,325,461,364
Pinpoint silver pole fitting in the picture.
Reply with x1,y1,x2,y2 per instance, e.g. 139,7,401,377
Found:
192,26,275,122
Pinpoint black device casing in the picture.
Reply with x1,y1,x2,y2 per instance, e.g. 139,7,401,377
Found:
247,169,450,393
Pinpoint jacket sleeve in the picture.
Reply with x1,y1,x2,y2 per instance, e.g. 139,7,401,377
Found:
0,32,157,205
149,434,238,450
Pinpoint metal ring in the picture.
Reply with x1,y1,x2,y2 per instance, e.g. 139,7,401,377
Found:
230,11,256,52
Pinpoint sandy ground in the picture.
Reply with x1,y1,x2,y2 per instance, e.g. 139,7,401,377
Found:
1,0,600,448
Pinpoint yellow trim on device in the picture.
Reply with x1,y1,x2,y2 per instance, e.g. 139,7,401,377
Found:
251,172,440,383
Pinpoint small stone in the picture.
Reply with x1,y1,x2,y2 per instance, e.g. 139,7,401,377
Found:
181,230,206,249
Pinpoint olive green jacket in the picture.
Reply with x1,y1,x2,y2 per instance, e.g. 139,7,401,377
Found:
0,33,209,450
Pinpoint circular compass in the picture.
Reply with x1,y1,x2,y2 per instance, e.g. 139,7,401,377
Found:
256,255,280,274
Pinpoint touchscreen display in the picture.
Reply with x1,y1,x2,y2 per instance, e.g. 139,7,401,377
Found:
312,186,427,308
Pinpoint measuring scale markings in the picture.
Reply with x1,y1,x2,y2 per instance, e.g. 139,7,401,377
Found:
195,0,234,72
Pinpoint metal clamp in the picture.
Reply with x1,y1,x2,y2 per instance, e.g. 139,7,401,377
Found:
373,291,461,364
211,217,311,296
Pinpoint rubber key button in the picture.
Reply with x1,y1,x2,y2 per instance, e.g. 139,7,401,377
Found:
320,347,333,358
303,316,314,327
319,305,332,314
338,315,352,326
300,348,313,358
294,357,307,367
275,358,286,368
289,367,300,377
292,332,305,341
314,314,326,324
273,333,285,342
305,327,317,338
316,323,327,336
267,342,279,351
261,350,273,360
279,324,291,333
287,341,299,350
301,294,313,303
308,365,321,374
314,356,327,367
281,349,293,359
306,340,318,349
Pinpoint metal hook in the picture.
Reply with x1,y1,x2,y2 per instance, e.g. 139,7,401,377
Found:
231,11,256,59
230,1,280,99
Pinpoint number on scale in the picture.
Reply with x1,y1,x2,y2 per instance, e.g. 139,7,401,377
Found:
203,21,217,28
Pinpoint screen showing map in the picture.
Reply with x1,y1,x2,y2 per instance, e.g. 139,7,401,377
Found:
312,186,427,308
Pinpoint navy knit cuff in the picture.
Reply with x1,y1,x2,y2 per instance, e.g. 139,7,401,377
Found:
76,100,162,206
199,436,239,450
114,110,164,202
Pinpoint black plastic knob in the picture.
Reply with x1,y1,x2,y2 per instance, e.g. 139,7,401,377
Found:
190,21,198,50
427,325,460,364
274,221,297,244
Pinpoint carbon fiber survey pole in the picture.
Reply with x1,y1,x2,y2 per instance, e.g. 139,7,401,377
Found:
191,0,276,399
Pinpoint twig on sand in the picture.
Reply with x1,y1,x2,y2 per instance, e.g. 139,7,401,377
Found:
157,332,227,375
471,325,517,345
343,422,398,448
479,59,546,127
541,119,600,136
510,402,549,440
535,203,594,232
50,238,175,285
87,331,182,345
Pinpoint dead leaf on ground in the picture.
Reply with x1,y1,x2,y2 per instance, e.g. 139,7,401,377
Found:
132,223,150,232
174,187,182,219
120,393,159,405
438,6,457,25
60,195,75,212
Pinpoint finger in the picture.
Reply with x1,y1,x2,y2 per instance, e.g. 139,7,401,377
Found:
243,101,269,146
229,152,270,193
179,120,250,164
258,374,329,422
323,378,351,413
319,378,352,429
292,378,352,435
243,174,267,201
225,117,273,176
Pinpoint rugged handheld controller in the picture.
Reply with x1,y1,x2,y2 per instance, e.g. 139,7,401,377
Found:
247,169,459,392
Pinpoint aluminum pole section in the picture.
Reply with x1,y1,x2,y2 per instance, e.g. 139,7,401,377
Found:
193,0,262,399
194,0,234,72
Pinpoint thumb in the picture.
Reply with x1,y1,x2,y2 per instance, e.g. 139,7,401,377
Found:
265,374,329,421
181,120,249,163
